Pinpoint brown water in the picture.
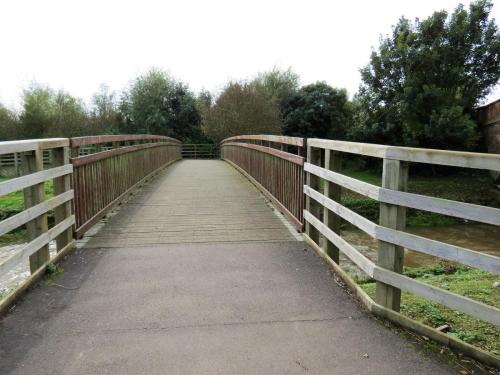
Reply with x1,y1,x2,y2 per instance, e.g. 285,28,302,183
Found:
339,224,500,279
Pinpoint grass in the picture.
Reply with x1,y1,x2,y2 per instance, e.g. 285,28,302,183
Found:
0,177,54,244
337,169,500,227
360,262,500,355
0,178,54,221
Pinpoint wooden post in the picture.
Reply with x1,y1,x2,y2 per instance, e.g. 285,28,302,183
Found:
14,152,20,176
376,158,408,311
22,149,50,273
322,150,342,263
53,146,73,251
71,146,80,158
305,145,321,244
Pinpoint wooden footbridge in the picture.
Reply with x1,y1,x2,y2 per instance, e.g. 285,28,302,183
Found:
0,134,499,373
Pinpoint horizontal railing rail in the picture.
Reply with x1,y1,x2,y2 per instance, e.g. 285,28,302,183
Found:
303,138,500,327
70,134,175,149
70,135,181,237
220,135,305,230
0,138,75,282
181,144,219,159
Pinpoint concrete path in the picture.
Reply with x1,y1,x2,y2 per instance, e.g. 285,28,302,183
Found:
0,160,456,374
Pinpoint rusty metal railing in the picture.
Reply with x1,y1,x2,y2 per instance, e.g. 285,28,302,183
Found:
220,135,305,231
70,135,181,237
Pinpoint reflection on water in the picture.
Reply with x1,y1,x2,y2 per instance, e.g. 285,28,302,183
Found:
339,224,500,279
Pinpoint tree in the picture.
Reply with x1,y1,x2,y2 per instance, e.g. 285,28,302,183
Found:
201,81,283,143
352,0,500,149
89,84,120,134
19,85,54,138
0,104,19,140
51,91,88,137
18,84,89,138
253,67,300,106
282,82,352,139
119,69,202,141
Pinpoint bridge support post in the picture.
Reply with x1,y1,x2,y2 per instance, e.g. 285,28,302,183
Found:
322,150,342,263
53,146,73,251
22,150,50,274
376,158,408,311
305,145,321,244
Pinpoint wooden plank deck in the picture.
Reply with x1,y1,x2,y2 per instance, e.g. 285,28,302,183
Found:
85,160,296,247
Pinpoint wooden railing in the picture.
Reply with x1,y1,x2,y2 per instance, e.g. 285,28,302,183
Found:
181,144,219,159
0,139,75,283
71,135,181,237
220,135,305,230
303,139,500,328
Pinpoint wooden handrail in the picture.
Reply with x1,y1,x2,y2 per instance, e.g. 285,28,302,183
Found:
221,134,304,147
0,138,68,155
222,142,304,165
70,134,180,147
303,138,500,330
220,135,305,230
307,139,500,171
0,139,75,281
70,135,181,237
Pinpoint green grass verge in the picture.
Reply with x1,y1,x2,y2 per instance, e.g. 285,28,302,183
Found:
360,263,500,354
0,178,54,243
0,178,54,221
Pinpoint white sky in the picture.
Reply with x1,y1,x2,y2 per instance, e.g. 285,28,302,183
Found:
0,0,499,109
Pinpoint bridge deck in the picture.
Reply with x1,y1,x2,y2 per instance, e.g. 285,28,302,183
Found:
0,160,456,374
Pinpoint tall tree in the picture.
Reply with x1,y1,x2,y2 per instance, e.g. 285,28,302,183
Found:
19,85,54,138
0,104,19,140
253,67,300,106
19,84,89,138
90,84,120,134
119,69,201,141
351,0,500,149
282,82,351,139
202,81,282,142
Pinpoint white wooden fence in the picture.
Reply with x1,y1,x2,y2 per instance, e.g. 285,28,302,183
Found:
303,139,500,326
0,139,75,279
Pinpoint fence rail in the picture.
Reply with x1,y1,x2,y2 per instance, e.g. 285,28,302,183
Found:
220,135,305,230
70,135,181,237
303,139,500,327
0,138,75,280
181,144,219,159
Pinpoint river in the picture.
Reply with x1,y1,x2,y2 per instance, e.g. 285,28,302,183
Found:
331,224,500,280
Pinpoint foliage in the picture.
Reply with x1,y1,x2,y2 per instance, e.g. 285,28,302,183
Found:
253,67,300,106
89,84,121,135
17,84,89,139
282,82,352,139
351,0,500,149
202,81,283,143
0,104,19,140
119,69,202,141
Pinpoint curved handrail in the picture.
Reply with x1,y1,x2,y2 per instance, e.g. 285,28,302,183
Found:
70,134,180,148
220,134,305,230
221,134,304,147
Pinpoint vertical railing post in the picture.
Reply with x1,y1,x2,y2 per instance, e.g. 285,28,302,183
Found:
322,150,342,263
305,145,321,244
53,146,73,251
22,149,49,273
376,158,408,311
14,152,20,176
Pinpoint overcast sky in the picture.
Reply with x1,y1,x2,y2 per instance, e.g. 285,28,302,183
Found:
1,0,499,108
